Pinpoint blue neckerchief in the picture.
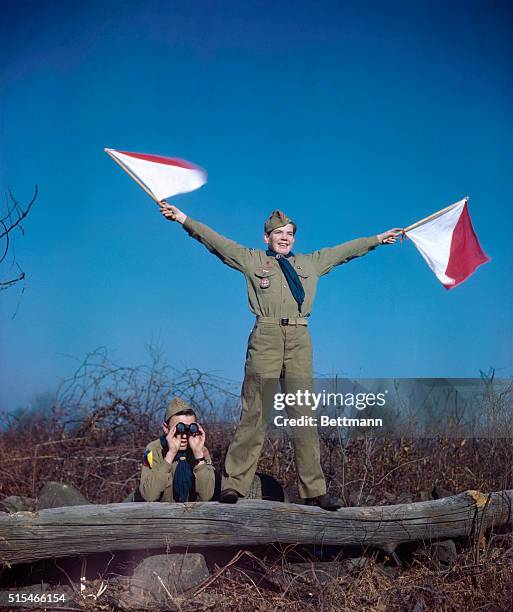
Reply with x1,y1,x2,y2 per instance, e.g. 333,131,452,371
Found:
160,435,193,502
173,451,193,502
266,249,305,313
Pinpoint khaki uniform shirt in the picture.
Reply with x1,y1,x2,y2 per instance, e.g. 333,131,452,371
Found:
139,437,216,502
183,217,381,318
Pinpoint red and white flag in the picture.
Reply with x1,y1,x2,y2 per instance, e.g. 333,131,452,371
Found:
105,148,207,202
405,197,490,289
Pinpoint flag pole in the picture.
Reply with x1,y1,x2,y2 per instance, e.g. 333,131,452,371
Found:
403,197,469,233
104,149,161,205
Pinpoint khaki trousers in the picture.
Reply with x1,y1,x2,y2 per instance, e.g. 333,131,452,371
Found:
222,323,326,498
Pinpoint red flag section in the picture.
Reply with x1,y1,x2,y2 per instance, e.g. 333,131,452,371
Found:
406,198,490,289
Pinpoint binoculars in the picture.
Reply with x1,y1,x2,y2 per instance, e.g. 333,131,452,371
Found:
174,422,199,436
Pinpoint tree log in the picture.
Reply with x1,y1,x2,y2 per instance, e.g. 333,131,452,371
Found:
0,490,511,565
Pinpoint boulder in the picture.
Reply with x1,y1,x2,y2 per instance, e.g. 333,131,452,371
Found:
344,556,371,571
129,553,210,603
414,539,458,568
0,496,36,513
38,482,91,509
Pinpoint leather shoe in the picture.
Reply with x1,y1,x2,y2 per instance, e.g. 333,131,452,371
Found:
304,494,341,511
219,488,239,504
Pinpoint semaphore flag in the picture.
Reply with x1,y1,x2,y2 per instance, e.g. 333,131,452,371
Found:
105,148,207,203
405,197,490,289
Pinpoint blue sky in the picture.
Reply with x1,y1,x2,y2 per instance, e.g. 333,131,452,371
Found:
1,0,512,412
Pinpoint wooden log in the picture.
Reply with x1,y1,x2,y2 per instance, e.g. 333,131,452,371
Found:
0,490,511,566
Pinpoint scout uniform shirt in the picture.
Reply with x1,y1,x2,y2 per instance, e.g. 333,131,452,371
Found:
139,436,216,502
183,217,381,318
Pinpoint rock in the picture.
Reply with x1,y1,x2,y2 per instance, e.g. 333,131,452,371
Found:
122,490,137,503
0,496,36,513
431,540,458,565
287,561,346,582
344,556,370,571
38,482,91,509
130,553,210,603
414,539,458,568
264,561,346,591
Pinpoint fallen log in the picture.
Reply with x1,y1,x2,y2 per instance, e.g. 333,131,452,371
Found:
0,489,511,565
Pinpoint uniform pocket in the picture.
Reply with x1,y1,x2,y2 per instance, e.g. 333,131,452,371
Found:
294,265,311,280
253,266,277,291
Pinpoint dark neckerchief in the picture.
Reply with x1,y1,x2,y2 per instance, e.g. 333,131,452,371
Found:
159,435,194,502
266,248,305,313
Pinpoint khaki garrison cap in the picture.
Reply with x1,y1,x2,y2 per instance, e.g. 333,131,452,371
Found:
264,210,297,234
165,397,194,421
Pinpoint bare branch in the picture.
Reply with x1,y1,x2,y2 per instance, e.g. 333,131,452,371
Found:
0,219,10,263
0,185,38,238
0,185,38,291
0,270,25,289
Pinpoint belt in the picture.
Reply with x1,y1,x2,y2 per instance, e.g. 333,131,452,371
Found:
256,316,309,326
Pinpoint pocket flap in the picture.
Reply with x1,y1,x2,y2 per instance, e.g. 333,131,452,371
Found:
295,265,310,278
254,266,277,278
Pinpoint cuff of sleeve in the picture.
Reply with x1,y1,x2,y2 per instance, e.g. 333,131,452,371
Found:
370,235,381,247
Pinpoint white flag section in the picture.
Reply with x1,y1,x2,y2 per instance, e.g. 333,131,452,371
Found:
105,148,207,202
406,198,490,289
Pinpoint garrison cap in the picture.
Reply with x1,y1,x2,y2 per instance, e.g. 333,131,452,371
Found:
264,210,296,234
165,397,194,421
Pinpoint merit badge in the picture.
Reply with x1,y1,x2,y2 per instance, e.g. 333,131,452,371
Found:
260,277,271,289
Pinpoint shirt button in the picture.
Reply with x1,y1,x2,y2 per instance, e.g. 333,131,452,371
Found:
283,284,287,288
